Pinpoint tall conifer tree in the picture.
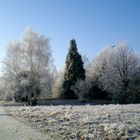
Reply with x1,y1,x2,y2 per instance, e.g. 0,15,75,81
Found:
61,39,85,98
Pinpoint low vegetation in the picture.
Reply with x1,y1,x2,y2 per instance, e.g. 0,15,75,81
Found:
7,104,140,140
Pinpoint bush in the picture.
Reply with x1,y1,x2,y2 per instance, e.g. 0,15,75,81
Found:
112,90,140,104
72,78,110,101
87,84,109,99
60,88,77,99
13,71,41,104
27,98,37,106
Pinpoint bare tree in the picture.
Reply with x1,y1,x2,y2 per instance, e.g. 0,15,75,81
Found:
22,28,55,100
2,41,23,100
92,42,140,103
2,28,55,102
52,70,64,98
2,41,22,81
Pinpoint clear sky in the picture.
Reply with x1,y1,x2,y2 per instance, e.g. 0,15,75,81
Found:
0,0,140,70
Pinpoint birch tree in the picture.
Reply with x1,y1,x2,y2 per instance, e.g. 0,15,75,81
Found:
22,28,55,100
2,28,55,102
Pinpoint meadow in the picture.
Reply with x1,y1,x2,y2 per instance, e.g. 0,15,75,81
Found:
7,104,140,140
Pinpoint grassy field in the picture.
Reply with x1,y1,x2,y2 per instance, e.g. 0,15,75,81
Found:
7,104,140,140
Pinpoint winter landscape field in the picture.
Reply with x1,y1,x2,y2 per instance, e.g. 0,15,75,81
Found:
1,0,140,139
7,104,140,140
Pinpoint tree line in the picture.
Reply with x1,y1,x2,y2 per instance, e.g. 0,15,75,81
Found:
0,28,140,104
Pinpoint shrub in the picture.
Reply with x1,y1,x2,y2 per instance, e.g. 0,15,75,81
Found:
13,71,41,104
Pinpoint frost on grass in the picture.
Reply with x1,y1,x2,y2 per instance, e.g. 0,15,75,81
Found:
7,104,140,140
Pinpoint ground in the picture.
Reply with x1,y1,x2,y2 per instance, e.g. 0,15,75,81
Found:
6,104,140,140
0,105,48,140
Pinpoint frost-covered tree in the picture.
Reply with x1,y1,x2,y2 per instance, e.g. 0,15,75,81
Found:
106,43,140,103
52,70,64,98
72,77,93,100
80,48,110,100
2,28,55,103
2,41,22,81
61,39,85,99
22,28,55,99
93,42,140,103
2,41,23,100
81,54,90,70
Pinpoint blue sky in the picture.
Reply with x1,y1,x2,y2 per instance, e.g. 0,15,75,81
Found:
0,0,140,70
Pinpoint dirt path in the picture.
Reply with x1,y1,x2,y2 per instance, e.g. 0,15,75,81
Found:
0,106,48,140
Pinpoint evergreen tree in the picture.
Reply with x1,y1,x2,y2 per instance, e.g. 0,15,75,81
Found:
61,39,85,99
